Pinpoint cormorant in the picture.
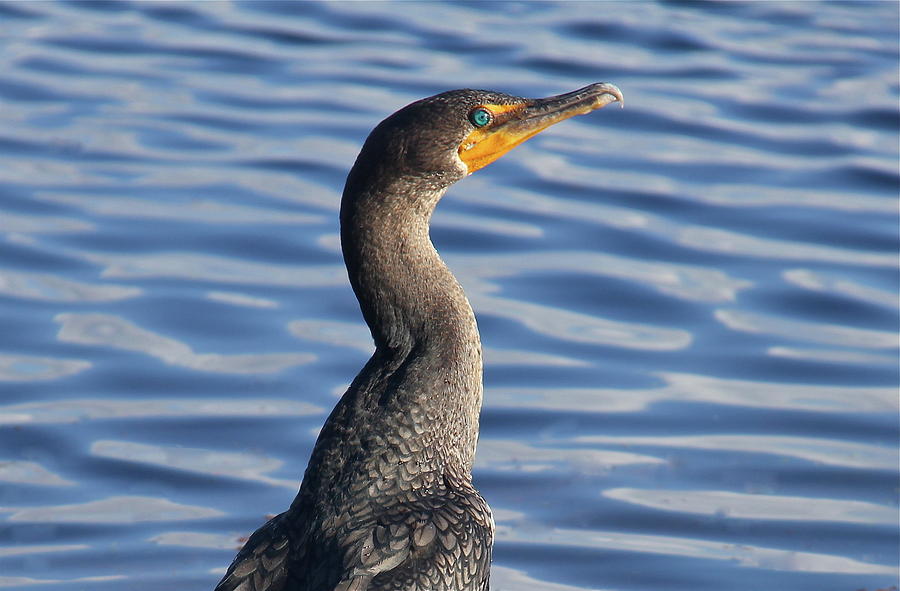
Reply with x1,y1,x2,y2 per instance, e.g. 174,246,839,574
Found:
215,83,623,591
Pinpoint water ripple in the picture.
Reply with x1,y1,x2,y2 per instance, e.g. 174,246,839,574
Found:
0,1,896,589
3,496,221,524
55,313,314,374
604,488,896,525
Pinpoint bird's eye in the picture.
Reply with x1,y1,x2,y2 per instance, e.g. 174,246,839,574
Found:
468,108,493,128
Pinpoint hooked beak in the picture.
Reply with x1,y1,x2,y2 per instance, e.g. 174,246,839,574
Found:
458,82,623,174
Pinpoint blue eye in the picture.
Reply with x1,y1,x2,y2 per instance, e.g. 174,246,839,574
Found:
468,107,492,128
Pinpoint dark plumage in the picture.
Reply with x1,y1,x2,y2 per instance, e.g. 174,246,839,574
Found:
216,83,622,591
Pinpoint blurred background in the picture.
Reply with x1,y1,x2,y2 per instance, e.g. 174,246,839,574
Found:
0,1,897,590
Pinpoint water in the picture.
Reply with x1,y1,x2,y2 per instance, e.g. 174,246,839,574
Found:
0,1,897,590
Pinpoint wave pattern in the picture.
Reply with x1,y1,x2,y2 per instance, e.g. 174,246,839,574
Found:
0,1,896,590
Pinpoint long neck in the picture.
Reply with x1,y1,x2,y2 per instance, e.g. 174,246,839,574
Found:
341,178,480,366
336,174,483,474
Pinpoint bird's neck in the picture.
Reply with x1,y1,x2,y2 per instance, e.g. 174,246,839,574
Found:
338,179,483,469
341,181,480,366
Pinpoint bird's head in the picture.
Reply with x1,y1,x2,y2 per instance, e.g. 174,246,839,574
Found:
346,83,623,195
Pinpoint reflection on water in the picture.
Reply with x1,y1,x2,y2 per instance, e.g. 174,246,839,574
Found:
490,371,896,413
496,526,897,576
477,439,664,474
603,487,896,525
0,269,140,302
715,308,897,348
206,290,279,309
0,1,896,590
90,440,297,489
150,531,239,551
0,461,74,487
56,312,314,374
783,268,897,308
474,292,693,350
454,250,751,303
83,250,347,286
3,496,221,524
34,191,326,225
0,397,321,425
0,573,124,589
578,433,896,471
0,354,90,382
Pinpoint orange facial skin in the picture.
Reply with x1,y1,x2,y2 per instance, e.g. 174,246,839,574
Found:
458,83,623,174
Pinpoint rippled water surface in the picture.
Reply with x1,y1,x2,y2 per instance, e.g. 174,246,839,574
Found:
0,1,897,590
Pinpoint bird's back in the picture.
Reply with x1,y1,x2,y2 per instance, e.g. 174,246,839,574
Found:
216,346,492,591
215,471,493,591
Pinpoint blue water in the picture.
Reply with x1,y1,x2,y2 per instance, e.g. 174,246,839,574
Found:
0,1,897,590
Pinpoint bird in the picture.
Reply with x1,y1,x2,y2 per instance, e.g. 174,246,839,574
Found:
215,82,623,591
